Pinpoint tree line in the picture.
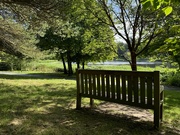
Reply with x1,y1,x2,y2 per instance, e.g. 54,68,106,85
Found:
0,0,179,73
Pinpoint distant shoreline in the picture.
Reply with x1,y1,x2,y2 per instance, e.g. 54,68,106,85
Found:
87,61,162,65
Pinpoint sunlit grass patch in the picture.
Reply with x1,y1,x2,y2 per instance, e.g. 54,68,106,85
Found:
163,90,180,129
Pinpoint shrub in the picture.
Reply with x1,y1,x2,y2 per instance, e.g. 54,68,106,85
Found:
160,71,175,83
0,62,11,71
166,72,180,87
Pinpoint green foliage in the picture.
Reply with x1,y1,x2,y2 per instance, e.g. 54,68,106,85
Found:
165,72,180,87
162,6,173,16
0,50,49,71
141,0,179,16
143,3,180,69
0,52,23,70
116,42,130,60
0,0,72,26
0,14,42,59
23,60,65,72
37,0,116,70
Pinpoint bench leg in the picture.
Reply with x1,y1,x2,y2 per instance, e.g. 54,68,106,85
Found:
160,91,164,122
160,104,163,122
76,94,82,110
154,108,160,129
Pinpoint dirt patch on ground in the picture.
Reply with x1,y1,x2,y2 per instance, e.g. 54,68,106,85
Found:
94,102,153,122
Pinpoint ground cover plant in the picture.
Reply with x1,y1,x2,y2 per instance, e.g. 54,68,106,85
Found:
0,73,179,135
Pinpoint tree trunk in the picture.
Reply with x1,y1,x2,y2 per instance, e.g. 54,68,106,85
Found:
68,61,73,75
130,51,137,71
82,62,85,69
67,52,73,76
77,61,80,69
61,53,67,74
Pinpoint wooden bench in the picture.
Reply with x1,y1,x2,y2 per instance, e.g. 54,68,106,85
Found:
76,69,164,129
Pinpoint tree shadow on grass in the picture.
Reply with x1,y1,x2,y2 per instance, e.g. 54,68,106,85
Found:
0,72,76,80
0,83,179,135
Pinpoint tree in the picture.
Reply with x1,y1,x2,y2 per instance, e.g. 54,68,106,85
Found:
67,0,116,67
36,24,79,75
0,0,55,60
84,0,164,70
144,4,180,69
36,0,116,75
1,0,71,21
0,14,41,58
116,42,129,60
0,0,116,74
37,18,116,75
0,0,72,45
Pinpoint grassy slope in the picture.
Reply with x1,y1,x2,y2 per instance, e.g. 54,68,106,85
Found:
0,74,179,135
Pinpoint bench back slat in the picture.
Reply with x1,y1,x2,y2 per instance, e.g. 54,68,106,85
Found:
116,75,121,100
111,75,115,99
85,74,88,94
81,73,84,94
101,74,105,97
106,75,110,98
122,75,126,101
133,76,139,104
140,77,146,104
89,74,92,95
147,77,153,105
97,74,101,96
128,76,132,102
93,74,96,96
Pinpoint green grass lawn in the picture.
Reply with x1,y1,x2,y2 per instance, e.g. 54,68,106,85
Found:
21,60,178,73
0,73,179,135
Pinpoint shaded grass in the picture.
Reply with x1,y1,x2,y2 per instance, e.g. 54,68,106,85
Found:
0,74,179,135
0,72,76,80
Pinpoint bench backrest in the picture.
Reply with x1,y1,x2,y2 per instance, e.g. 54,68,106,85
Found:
76,69,161,109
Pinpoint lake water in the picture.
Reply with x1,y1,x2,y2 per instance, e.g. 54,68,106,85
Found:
88,61,162,67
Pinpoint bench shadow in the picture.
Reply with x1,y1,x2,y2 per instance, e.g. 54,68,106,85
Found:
76,104,180,135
